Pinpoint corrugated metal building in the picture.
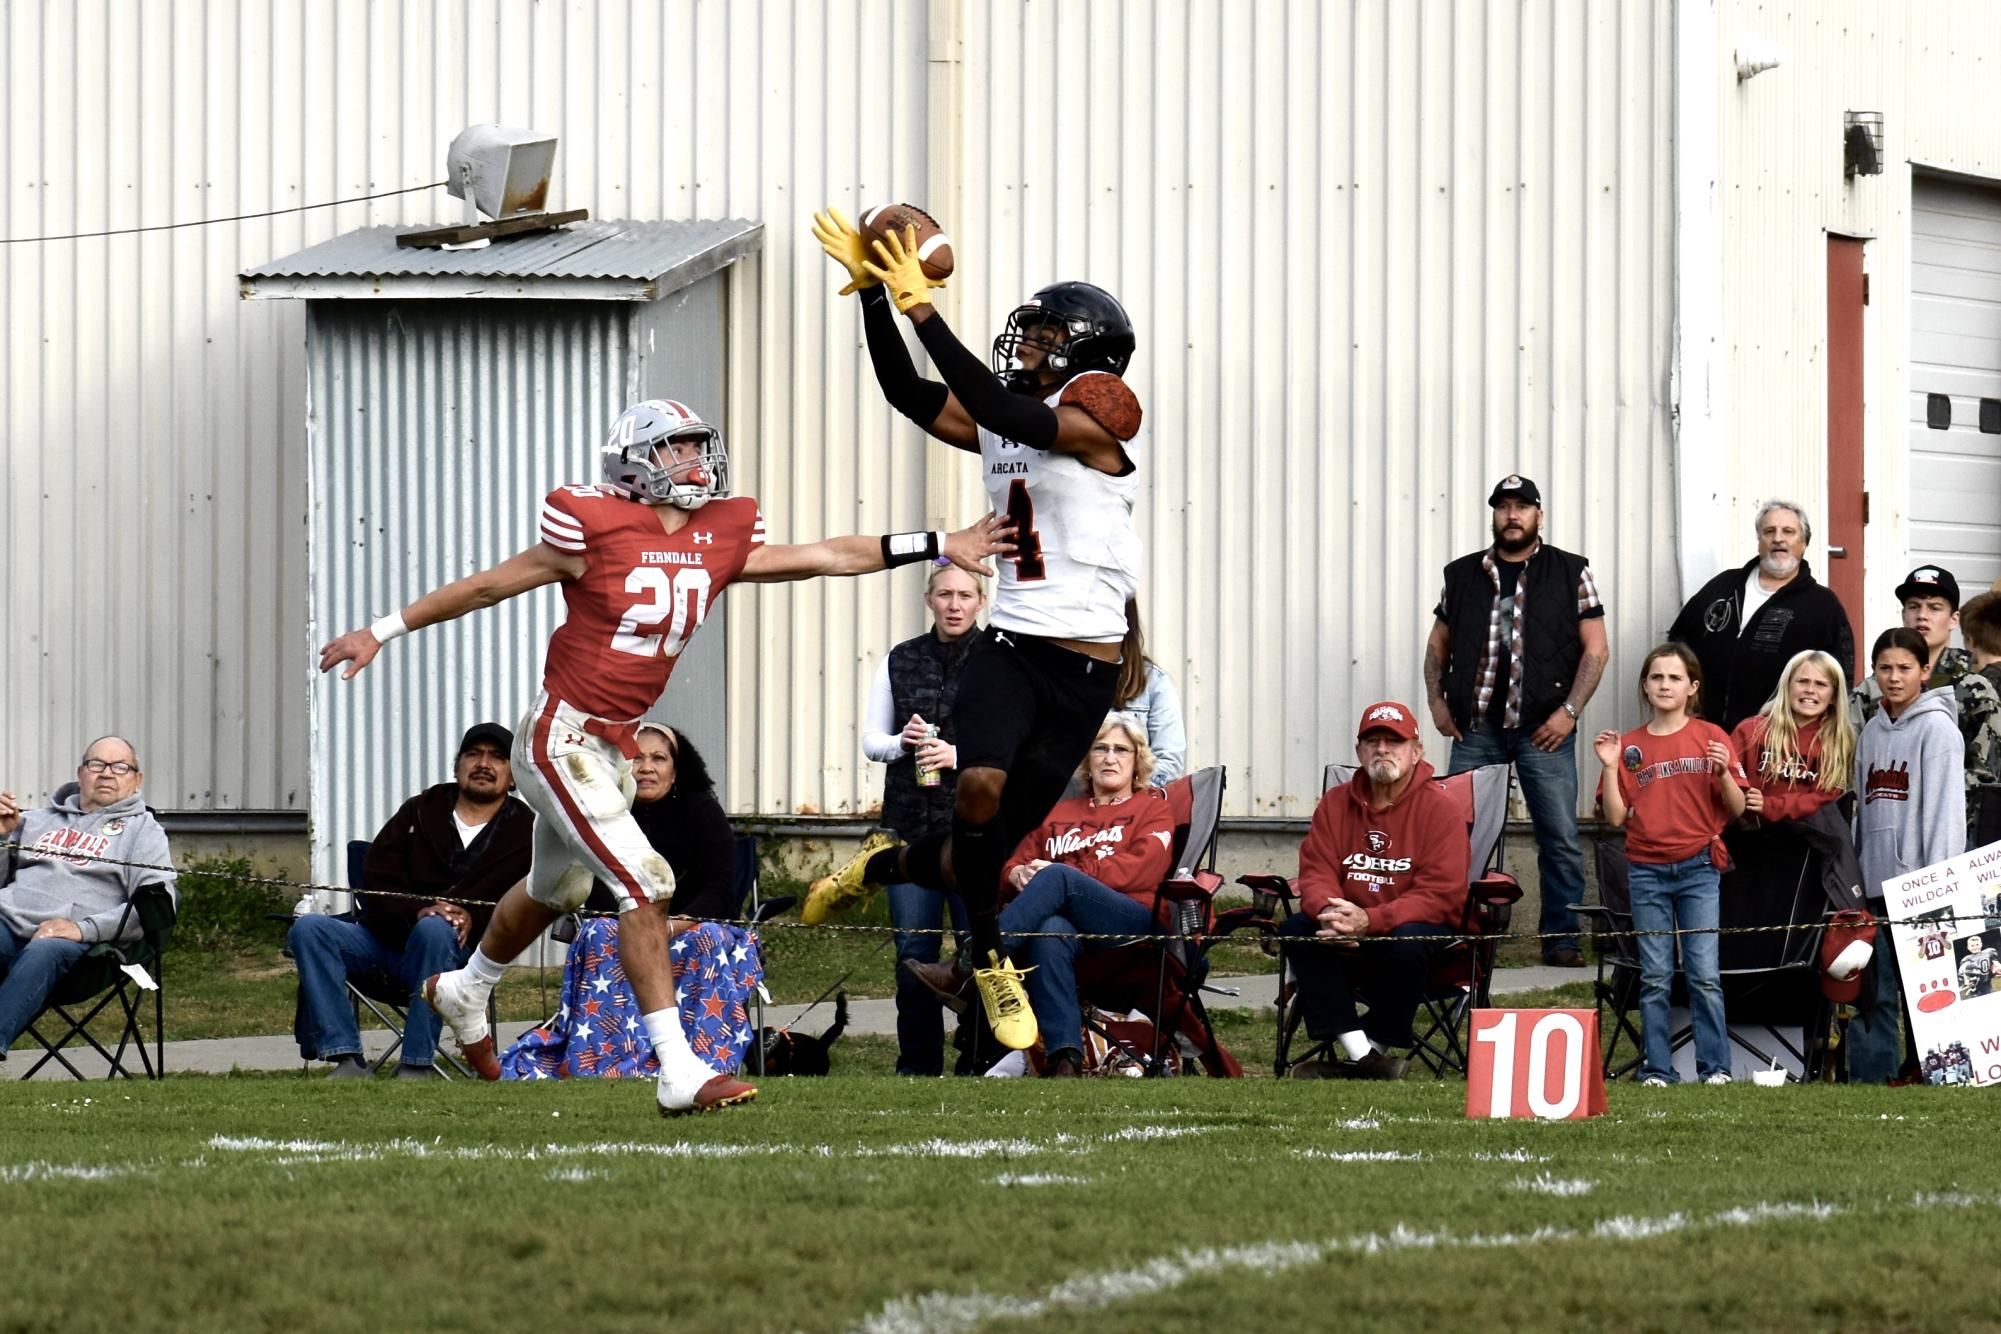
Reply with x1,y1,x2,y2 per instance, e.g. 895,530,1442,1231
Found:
6,0,2001,852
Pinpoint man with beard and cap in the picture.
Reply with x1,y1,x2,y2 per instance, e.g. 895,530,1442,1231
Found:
287,723,532,1079
1275,701,1471,1080
1667,499,1855,732
1423,474,1607,967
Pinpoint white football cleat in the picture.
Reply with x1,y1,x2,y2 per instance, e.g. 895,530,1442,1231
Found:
421,970,499,1081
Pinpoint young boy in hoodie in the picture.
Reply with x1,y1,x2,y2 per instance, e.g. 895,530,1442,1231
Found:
0,737,178,1057
1850,628,1966,1084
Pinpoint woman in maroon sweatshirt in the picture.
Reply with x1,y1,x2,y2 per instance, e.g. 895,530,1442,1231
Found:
1278,700,1471,1081
907,713,1174,1075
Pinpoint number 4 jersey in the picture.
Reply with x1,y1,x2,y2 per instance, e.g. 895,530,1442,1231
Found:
537,486,765,721
978,371,1144,643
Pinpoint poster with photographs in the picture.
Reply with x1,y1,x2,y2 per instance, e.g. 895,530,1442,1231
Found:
1884,840,2001,1087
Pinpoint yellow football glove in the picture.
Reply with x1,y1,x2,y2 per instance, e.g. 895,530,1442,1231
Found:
811,207,879,296
863,223,948,315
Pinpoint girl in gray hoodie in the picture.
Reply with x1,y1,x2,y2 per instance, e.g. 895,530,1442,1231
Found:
1849,627,1966,1083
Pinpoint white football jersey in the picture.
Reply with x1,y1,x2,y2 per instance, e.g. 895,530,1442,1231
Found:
977,372,1144,642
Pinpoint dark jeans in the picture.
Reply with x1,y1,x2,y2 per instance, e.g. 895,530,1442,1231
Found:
1277,912,1454,1049
1448,721,1584,956
887,880,970,1076
1000,865,1157,1060
289,913,470,1066
0,930,93,1050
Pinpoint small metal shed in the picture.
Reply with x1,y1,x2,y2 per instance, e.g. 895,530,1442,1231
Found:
242,218,762,885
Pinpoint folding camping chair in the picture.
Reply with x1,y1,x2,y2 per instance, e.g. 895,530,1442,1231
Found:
1240,761,1520,1079
1061,766,1253,1077
1582,824,1833,1082
18,881,177,1080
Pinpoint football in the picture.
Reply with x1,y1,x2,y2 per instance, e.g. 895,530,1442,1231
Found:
860,202,955,281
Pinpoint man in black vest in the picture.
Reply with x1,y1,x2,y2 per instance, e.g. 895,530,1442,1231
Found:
1424,475,1608,966
1666,500,1855,731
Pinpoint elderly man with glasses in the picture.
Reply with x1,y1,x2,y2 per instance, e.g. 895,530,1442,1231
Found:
0,736,178,1060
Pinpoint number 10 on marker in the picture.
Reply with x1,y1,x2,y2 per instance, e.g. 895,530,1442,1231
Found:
1466,1009,1606,1121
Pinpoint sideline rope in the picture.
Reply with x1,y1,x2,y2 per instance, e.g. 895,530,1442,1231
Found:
3,841,1985,949
0,180,448,243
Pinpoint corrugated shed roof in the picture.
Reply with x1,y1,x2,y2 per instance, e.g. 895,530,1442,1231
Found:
240,217,761,290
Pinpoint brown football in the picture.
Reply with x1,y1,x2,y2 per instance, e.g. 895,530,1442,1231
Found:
860,202,955,281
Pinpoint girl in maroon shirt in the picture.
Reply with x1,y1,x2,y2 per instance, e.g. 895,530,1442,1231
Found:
1730,649,1856,823
1595,643,1747,1086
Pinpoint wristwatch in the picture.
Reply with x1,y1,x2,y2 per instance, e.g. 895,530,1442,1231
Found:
1561,703,1579,721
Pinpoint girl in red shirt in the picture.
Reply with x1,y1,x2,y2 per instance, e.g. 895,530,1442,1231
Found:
1729,649,1856,823
1595,643,1747,1087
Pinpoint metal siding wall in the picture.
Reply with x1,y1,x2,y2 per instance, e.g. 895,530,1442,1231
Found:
1715,0,2001,642
950,0,1677,817
307,300,635,880
7,0,1684,828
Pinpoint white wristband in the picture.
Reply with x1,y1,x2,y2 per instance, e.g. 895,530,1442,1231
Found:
933,530,951,567
369,611,410,644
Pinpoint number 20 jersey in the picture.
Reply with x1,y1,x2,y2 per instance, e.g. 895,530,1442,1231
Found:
537,486,765,721
977,371,1145,644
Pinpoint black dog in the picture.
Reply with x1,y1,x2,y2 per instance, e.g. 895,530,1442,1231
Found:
751,993,847,1076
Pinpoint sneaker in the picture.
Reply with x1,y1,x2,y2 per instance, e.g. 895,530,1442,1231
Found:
1347,1049,1410,1081
421,971,500,1081
972,951,1039,1050
657,1072,759,1117
1703,1072,1733,1086
327,1055,373,1080
1043,1050,1084,1078
1284,1059,1338,1081
1640,1075,1670,1088
803,830,906,925
395,1063,441,1081
1543,945,1586,968
902,958,971,1015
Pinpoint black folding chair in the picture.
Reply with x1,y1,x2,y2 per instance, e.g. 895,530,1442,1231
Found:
19,882,177,1080
1242,762,1519,1079
1582,826,1832,1083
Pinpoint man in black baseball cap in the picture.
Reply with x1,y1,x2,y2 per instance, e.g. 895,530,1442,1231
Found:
1895,565,1966,689
288,721,531,1080
1425,472,1608,967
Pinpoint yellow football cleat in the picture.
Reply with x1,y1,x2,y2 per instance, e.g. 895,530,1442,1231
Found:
973,951,1039,1051
802,829,905,925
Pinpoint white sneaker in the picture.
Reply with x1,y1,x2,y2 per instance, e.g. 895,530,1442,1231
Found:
1703,1072,1733,1086
421,970,498,1081
1640,1075,1670,1088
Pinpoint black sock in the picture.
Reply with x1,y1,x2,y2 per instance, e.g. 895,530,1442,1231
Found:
901,834,948,891
863,847,904,884
949,812,1008,918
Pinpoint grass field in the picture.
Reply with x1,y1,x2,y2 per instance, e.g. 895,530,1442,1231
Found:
4,1062,1996,1333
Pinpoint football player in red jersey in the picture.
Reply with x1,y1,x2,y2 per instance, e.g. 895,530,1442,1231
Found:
807,208,1145,1055
319,398,1010,1114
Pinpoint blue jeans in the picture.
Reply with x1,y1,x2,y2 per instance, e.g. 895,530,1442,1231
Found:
0,930,93,1050
887,881,970,1076
998,864,1156,1060
1448,722,1584,954
289,914,470,1066
1628,853,1728,1082
1845,913,1910,1084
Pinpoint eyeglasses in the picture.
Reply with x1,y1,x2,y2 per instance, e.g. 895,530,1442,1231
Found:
1090,743,1135,758
81,759,136,776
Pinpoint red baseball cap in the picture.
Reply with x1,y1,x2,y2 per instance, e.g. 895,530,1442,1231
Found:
1355,700,1420,741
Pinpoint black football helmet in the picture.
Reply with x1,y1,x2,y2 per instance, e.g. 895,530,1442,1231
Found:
991,281,1136,391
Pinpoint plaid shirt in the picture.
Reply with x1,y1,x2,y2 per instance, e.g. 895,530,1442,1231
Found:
1457,544,1603,728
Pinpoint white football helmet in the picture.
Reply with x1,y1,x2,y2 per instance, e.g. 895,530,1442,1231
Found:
601,398,730,509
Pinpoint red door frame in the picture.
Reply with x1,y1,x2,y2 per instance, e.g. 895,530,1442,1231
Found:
1827,237,1867,641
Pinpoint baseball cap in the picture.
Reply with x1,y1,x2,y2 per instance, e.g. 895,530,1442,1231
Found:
1355,700,1420,741
1488,474,1542,508
458,722,514,757
1894,565,1960,610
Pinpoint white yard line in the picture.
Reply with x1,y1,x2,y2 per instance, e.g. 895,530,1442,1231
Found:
845,1194,1944,1334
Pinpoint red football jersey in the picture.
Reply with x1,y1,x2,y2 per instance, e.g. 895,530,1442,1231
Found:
536,486,765,720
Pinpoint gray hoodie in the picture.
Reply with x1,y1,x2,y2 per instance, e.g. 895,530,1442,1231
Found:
0,784,178,945
1854,687,1967,901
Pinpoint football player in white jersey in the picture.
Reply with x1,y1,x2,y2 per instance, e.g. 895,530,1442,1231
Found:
806,209,1147,1054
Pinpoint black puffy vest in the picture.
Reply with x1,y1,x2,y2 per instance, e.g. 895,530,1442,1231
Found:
1439,545,1591,732
879,631,981,840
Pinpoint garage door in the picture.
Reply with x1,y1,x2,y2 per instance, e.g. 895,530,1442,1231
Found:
1910,177,2001,593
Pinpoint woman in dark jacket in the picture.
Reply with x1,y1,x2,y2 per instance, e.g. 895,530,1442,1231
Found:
584,723,737,922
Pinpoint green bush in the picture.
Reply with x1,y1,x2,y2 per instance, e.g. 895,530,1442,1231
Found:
172,856,288,951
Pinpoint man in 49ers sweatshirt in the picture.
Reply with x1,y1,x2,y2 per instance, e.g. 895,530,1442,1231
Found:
1279,701,1470,1079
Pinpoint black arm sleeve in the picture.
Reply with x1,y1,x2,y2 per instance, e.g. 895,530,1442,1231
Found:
913,311,1060,450
863,287,951,427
